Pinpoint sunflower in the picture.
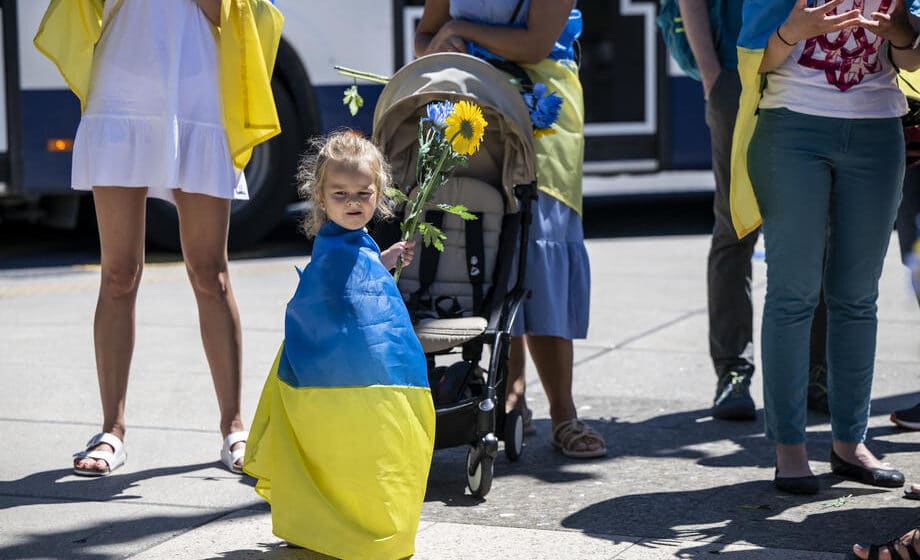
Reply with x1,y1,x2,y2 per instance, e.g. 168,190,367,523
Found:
444,100,488,156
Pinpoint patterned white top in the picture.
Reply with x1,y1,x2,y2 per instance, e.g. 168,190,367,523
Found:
759,0,908,119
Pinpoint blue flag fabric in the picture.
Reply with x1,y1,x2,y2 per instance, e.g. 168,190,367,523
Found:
738,0,795,50
279,221,428,389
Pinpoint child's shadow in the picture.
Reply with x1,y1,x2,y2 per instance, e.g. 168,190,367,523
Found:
209,543,338,560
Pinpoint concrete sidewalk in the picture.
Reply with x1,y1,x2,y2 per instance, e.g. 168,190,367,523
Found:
1,233,919,559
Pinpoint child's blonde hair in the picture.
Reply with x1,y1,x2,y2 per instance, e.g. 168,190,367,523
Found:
298,130,395,237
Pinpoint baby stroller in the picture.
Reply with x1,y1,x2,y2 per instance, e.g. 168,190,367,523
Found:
372,53,537,498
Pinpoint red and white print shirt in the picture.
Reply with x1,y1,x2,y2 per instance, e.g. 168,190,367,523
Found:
759,0,909,119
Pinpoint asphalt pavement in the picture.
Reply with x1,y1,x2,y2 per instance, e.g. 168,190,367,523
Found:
1,212,919,559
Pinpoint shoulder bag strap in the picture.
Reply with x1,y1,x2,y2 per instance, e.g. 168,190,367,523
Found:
508,0,526,24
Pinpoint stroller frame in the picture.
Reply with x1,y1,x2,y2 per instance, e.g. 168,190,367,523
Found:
372,53,540,498
424,181,536,498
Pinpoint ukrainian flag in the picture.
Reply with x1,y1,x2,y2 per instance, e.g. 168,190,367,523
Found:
729,0,794,239
244,222,435,560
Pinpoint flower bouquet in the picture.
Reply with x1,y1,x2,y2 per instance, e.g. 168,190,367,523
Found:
387,99,488,281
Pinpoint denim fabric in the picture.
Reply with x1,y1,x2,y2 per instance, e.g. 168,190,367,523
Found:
749,108,904,444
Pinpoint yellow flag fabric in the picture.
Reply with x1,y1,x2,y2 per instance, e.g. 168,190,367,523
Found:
219,0,284,168
245,346,436,560
521,59,585,215
33,0,282,169
728,48,766,239
32,0,103,110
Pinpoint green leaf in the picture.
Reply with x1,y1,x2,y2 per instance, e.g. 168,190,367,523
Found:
436,203,477,221
343,85,364,117
384,187,409,205
418,222,446,252
820,494,852,509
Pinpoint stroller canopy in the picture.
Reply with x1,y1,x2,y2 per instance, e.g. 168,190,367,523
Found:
373,53,537,211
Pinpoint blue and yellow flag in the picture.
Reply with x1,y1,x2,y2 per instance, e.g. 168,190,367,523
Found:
729,0,794,239
244,222,435,560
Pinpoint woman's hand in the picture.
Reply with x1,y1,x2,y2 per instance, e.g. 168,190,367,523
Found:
381,240,416,271
859,0,915,48
761,0,862,72
778,0,862,44
426,20,469,55
195,0,221,27
414,0,574,64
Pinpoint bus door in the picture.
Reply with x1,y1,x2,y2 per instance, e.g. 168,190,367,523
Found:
579,1,709,174
0,0,16,196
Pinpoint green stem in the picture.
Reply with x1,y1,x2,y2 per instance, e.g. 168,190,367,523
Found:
393,142,454,282
334,65,390,85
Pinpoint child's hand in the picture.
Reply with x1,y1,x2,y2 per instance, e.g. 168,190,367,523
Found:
381,241,416,271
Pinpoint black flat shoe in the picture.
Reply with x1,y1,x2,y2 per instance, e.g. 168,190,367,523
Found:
774,469,820,495
830,449,905,488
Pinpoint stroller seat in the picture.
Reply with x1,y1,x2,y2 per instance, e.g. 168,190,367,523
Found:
371,53,539,499
415,316,489,354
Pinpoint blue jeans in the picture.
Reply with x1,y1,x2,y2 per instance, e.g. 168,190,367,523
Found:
748,108,904,444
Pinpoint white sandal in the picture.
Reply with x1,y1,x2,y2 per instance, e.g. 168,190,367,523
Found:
73,432,126,477
221,431,248,474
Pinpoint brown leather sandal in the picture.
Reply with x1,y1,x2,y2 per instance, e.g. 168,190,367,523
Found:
861,528,920,560
551,418,607,459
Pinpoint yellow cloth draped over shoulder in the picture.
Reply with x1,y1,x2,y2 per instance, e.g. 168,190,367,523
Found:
522,58,585,215
33,0,283,169
728,0,795,240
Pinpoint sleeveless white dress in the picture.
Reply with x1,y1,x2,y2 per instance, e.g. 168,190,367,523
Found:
71,0,247,202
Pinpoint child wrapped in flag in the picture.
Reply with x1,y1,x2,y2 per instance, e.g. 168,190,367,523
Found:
244,131,434,559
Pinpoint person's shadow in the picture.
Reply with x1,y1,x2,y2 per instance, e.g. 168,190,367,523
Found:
561,478,920,557
422,392,920,507
0,463,259,560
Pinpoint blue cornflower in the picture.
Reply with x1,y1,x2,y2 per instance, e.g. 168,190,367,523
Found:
523,82,563,130
421,101,454,129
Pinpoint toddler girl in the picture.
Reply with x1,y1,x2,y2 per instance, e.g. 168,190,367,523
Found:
244,131,434,559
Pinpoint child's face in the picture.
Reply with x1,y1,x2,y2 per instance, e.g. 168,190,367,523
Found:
321,162,379,231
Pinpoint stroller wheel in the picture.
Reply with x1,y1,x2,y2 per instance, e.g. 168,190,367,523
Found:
466,446,494,499
503,409,524,462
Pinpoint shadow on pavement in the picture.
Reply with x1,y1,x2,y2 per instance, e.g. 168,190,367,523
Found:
0,462,248,509
0,463,263,560
560,479,919,556
207,543,338,560
426,393,920,548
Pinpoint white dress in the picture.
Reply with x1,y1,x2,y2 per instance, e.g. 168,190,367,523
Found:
71,0,248,202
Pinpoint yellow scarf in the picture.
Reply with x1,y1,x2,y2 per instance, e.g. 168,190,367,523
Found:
728,47,766,239
33,0,283,169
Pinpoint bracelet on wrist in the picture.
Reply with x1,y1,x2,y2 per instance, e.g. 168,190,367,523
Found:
891,33,920,51
775,27,796,47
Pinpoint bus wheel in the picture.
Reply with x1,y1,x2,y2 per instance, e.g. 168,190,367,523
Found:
145,78,303,252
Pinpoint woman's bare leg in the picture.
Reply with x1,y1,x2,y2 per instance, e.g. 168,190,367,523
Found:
525,335,604,454
174,191,245,464
74,187,148,473
775,442,813,478
832,440,888,470
505,336,528,413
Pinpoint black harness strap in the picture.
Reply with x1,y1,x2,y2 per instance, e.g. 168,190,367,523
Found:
408,210,444,318
464,212,485,315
